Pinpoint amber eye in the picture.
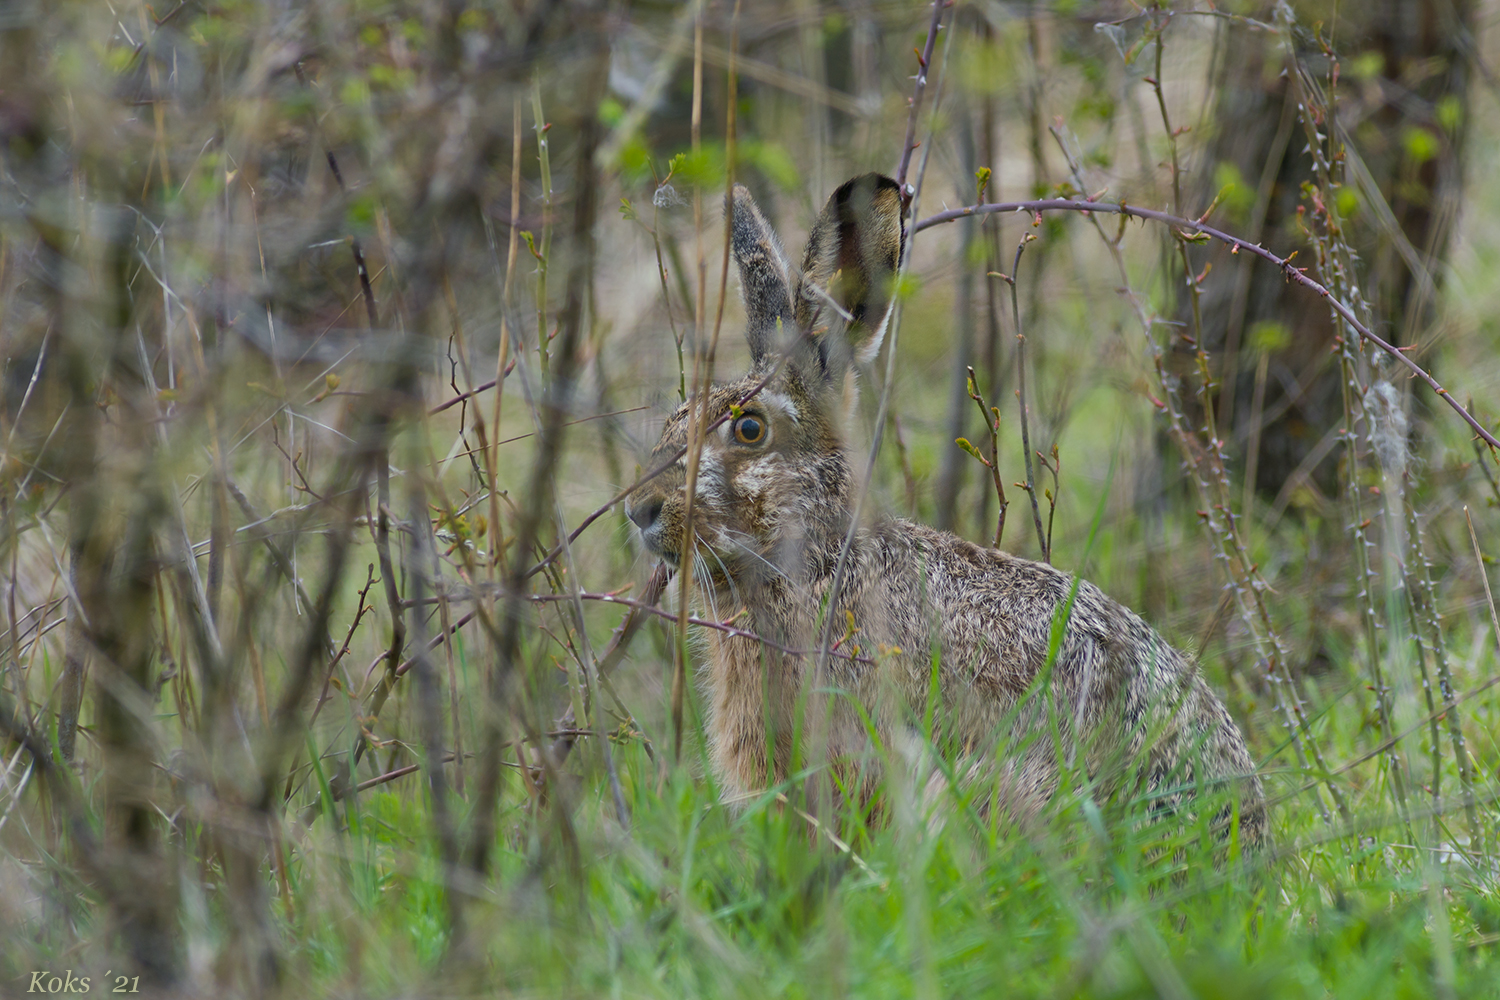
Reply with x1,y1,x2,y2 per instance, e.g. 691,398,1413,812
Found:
732,414,766,445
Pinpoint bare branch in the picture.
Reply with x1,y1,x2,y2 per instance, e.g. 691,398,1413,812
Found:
895,0,950,191
914,199,1500,451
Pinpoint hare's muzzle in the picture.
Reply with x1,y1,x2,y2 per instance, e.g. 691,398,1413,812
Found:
625,493,673,563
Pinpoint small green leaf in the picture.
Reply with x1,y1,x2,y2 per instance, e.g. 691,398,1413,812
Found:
346,192,379,230
1437,95,1463,134
1403,126,1440,165
339,77,371,108
456,8,486,33
616,136,652,182
742,140,800,192
1212,162,1255,223
1249,320,1291,353
521,231,543,262
1349,50,1384,82
1335,187,1359,219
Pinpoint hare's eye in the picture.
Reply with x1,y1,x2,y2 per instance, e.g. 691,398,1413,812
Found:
732,414,766,445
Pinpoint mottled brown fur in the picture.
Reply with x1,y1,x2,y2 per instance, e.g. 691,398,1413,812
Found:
627,174,1265,847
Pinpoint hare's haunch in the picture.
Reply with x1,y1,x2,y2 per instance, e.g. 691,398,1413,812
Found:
626,174,1265,847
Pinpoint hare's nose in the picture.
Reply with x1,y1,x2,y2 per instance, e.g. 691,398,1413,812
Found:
627,497,663,531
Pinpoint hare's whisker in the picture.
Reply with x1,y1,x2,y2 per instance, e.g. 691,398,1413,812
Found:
692,549,729,624
699,537,744,610
722,532,791,586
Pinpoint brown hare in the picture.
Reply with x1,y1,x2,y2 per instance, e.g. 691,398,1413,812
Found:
625,173,1265,848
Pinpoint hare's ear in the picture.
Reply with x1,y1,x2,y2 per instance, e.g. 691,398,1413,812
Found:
794,173,906,379
729,185,795,364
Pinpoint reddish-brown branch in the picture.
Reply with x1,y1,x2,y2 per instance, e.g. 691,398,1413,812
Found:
528,590,875,666
546,563,671,767
390,568,873,669
427,359,515,414
914,199,1500,451
309,565,378,727
895,0,950,191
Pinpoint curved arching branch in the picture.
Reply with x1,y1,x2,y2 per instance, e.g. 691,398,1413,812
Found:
914,199,1500,452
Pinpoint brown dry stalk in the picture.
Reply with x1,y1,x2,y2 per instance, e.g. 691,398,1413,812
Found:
1003,234,1046,561
674,0,741,761
673,0,708,761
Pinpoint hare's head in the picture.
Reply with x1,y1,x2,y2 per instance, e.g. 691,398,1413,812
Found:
626,173,905,589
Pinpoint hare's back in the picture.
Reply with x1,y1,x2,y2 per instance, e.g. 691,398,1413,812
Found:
859,520,1185,708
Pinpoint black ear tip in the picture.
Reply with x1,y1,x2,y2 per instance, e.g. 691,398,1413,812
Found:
833,172,903,201
827,174,908,238
836,172,898,189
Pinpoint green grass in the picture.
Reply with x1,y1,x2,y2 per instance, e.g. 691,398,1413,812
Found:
217,720,1495,999
5,1,1500,996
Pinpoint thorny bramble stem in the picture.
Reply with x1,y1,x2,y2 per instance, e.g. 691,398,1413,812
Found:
1044,115,1348,825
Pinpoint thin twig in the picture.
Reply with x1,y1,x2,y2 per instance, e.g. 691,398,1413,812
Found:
895,0,950,191
426,361,516,414
817,0,957,692
958,365,1007,547
531,77,553,376
1004,233,1046,560
547,564,670,767
529,590,874,665
309,565,377,728
1466,507,1500,661
385,571,875,673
